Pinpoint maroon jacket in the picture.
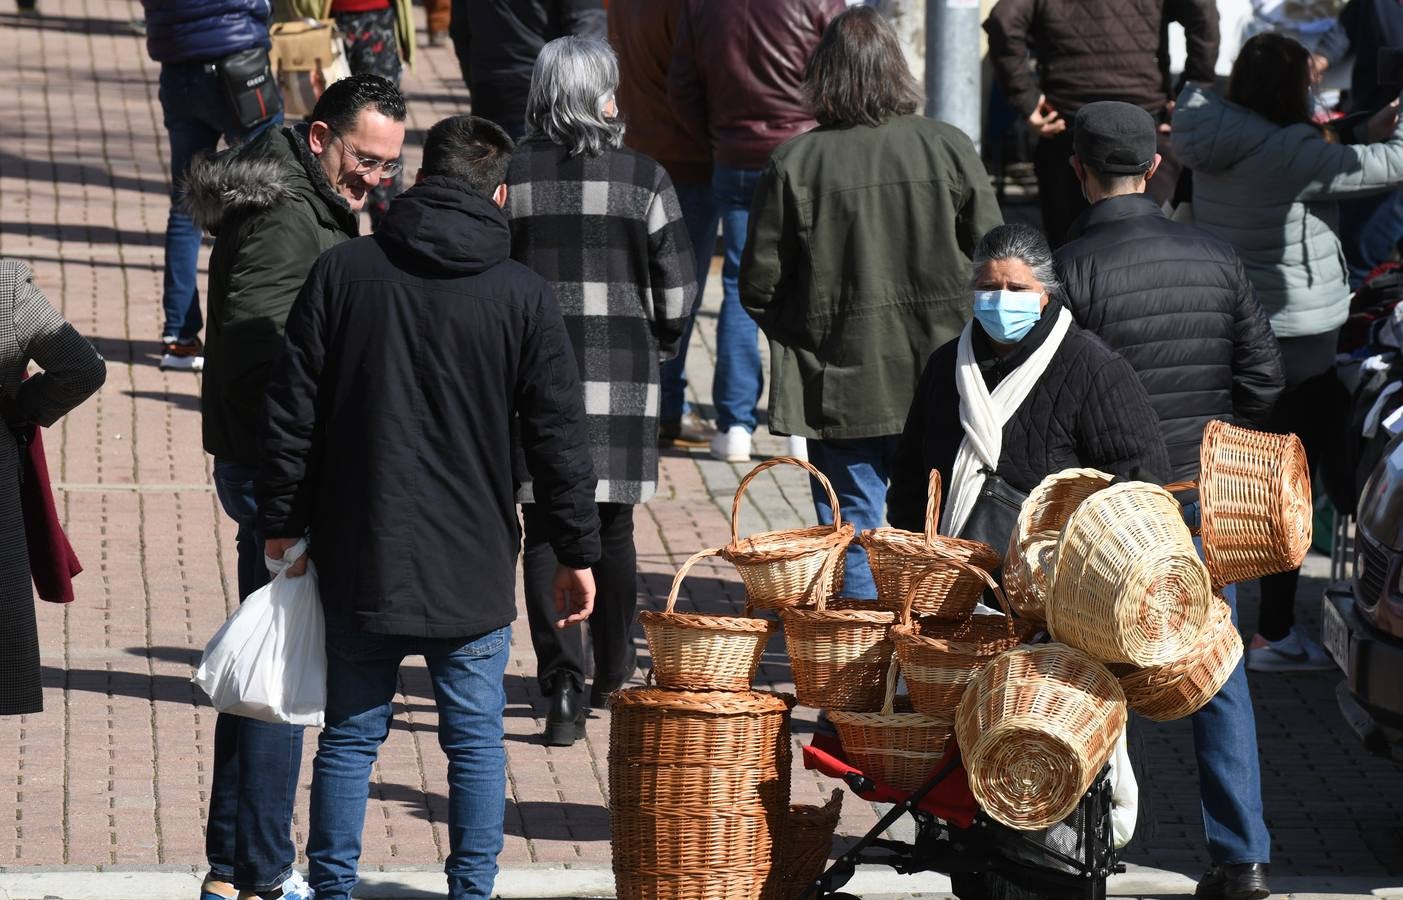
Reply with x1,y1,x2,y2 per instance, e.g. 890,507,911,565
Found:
668,0,842,171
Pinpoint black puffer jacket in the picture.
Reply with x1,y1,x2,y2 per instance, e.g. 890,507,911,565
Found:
888,301,1170,534
257,178,601,638
1057,195,1285,482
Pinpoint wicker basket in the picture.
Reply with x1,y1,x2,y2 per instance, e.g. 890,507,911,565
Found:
1047,481,1214,667
828,661,954,792
779,552,897,711
956,644,1126,830
639,548,778,692
609,688,794,900
763,790,843,900
891,559,1024,718
1003,468,1115,623
1197,420,1313,588
1116,596,1242,722
721,457,854,610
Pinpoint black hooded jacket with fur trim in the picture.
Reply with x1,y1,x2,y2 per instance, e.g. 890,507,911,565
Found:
184,124,358,465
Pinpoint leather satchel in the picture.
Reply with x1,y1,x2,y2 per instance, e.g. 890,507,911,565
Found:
954,467,1028,561
269,12,352,119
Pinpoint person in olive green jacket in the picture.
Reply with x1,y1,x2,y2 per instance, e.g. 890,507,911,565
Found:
739,7,1001,599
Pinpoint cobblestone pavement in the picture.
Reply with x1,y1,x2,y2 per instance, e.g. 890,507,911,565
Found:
2,0,1402,894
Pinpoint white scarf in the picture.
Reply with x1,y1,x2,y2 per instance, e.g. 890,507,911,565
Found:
940,307,1074,537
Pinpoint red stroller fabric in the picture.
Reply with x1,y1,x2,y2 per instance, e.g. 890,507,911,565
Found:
802,732,978,828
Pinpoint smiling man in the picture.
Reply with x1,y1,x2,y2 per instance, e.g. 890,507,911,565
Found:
183,73,405,900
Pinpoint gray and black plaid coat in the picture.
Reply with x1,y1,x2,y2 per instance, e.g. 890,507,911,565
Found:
507,137,695,504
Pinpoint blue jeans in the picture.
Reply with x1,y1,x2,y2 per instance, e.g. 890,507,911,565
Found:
1341,188,1403,290
158,62,280,342
307,617,511,899
659,179,720,424
208,461,305,892
806,436,901,600
712,165,764,433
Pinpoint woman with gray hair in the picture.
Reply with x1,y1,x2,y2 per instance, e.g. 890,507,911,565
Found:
506,35,694,746
887,223,1168,552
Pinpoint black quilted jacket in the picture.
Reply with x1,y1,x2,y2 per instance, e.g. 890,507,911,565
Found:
888,300,1171,534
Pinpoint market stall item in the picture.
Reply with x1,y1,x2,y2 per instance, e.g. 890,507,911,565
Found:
762,789,843,900
856,470,1001,620
1003,468,1115,623
891,558,1023,718
640,548,777,692
827,662,954,792
609,688,794,900
1115,596,1242,722
1048,482,1213,667
956,644,1126,831
721,457,853,610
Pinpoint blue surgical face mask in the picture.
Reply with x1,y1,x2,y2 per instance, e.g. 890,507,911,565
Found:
973,289,1044,344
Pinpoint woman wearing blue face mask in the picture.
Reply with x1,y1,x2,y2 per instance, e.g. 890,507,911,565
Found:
887,223,1170,552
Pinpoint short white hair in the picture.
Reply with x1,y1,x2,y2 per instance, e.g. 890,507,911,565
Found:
525,36,625,158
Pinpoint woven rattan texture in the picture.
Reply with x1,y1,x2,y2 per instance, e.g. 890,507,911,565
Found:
827,662,953,792
1003,468,1114,622
762,789,843,900
779,583,896,711
1117,597,1243,721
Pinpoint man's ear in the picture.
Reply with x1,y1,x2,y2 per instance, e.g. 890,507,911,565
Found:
493,183,508,208
1144,152,1164,186
308,121,333,156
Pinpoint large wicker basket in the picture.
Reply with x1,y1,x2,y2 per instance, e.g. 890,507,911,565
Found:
609,688,794,900
722,457,854,610
956,644,1126,831
857,470,1001,620
1116,596,1242,722
890,558,1024,718
639,548,778,692
1197,420,1313,588
1047,481,1214,667
828,661,953,792
1003,468,1115,623
763,789,843,900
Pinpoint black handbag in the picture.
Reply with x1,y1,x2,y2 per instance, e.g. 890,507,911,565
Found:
954,467,1029,558
217,47,283,129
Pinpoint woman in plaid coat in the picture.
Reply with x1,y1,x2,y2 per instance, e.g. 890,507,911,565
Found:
507,36,694,746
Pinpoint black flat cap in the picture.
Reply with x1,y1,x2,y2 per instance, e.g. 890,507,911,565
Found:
1073,101,1157,174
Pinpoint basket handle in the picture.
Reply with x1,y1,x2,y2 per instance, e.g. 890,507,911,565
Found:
730,456,842,545
898,553,1011,630
923,469,943,547
662,547,723,614
880,656,900,716
808,542,845,612
1162,480,1202,537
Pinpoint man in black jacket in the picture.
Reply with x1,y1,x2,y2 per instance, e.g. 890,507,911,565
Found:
257,116,600,899
1058,101,1284,900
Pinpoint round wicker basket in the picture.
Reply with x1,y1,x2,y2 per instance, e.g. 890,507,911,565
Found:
827,662,953,792
1047,481,1214,667
1116,596,1243,722
1003,468,1114,623
762,789,843,900
956,644,1126,831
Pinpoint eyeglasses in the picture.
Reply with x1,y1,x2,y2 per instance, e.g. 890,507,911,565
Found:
332,134,403,178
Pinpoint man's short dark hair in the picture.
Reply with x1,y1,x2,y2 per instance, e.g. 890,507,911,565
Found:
311,73,407,135
420,116,516,196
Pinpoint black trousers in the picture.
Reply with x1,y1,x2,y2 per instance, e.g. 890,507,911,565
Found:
521,502,637,693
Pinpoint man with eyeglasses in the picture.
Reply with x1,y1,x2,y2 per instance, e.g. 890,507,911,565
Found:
182,72,406,900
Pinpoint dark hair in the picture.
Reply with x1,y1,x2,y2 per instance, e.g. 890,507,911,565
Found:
969,223,1061,297
421,115,516,195
801,6,923,128
1227,33,1315,129
311,73,408,135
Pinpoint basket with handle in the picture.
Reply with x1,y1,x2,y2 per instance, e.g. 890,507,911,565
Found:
721,457,853,610
1003,468,1115,623
827,660,954,792
955,643,1126,830
1115,595,1242,722
778,552,896,710
1047,481,1214,667
856,470,1001,620
890,558,1024,718
639,548,778,692
763,789,843,900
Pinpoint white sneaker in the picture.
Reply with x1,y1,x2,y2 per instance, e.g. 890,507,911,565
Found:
785,435,808,461
236,871,314,900
159,352,204,372
1245,627,1335,673
709,425,752,463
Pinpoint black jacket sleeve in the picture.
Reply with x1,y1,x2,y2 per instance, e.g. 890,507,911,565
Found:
667,0,709,148
984,0,1041,118
517,287,601,569
1227,254,1285,428
889,350,944,533
1164,0,1220,85
1077,354,1173,485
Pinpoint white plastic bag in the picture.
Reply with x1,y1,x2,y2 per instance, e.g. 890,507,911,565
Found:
192,540,326,727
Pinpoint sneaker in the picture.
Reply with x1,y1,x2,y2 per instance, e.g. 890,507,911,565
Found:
709,425,752,463
236,871,314,900
427,28,449,47
160,336,204,372
200,876,238,900
784,434,808,461
1245,627,1334,673
658,409,716,448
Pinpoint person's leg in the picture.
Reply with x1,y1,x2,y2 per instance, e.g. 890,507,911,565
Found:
710,165,764,436
335,7,403,229
588,503,639,705
159,63,222,344
425,0,451,37
424,625,512,899
1032,129,1086,249
659,179,720,431
305,615,403,900
806,437,897,600
520,503,586,744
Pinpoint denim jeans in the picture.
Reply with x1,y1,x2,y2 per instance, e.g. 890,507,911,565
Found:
307,616,511,899
806,436,901,599
659,179,719,424
158,62,280,342
711,165,764,433
207,461,305,892
1340,188,1403,290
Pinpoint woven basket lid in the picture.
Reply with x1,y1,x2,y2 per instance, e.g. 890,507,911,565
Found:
608,687,795,715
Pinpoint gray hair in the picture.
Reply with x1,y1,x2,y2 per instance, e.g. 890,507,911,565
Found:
969,223,1062,298
524,36,626,158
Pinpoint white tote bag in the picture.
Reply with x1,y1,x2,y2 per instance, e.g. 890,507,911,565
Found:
192,540,326,727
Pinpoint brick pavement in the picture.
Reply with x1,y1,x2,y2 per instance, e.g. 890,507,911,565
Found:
2,0,1402,892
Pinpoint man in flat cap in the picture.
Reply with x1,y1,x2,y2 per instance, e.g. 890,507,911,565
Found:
1057,100,1284,900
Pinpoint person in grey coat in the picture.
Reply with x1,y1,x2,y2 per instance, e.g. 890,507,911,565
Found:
0,260,106,717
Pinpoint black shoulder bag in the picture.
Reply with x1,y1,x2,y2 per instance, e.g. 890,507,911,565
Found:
954,467,1029,559
217,47,283,130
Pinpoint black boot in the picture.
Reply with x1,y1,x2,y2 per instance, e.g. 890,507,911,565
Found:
542,676,586,747
589,642,639,709
1195,863,1270,900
